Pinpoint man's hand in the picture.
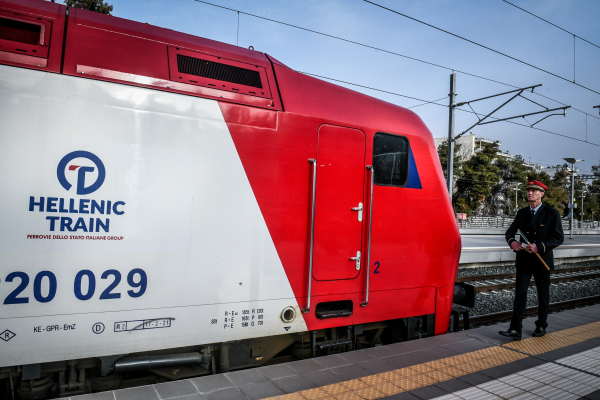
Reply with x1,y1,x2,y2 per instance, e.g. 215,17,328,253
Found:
526,243,538,253
510,241,522,251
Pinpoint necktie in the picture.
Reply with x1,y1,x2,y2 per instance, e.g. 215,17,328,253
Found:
531,209,535,217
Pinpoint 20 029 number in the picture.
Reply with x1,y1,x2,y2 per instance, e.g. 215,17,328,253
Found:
1,269,147,304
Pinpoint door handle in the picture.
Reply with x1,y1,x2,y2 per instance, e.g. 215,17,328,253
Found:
351,202,363,221
349,251,361,271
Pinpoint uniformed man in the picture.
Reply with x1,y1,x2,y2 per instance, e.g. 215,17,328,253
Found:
499,180,564,340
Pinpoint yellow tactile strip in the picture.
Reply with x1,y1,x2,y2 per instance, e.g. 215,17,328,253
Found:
504,320,600,355
262,320,600,400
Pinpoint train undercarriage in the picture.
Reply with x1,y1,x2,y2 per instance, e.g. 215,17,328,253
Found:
0,314,435,399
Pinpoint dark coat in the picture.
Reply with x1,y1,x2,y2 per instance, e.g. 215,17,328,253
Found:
505,203,564,271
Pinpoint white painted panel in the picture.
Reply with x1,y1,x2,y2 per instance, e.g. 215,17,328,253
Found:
0,66,306,367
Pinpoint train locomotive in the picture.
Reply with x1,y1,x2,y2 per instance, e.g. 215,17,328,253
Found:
0,0,461,397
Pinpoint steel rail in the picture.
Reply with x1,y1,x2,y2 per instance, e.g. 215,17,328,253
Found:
456,265,600,283
469,271,600,292
467,295,600,326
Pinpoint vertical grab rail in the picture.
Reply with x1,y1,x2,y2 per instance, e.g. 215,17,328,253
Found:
361,165,374,307
303,159,317,313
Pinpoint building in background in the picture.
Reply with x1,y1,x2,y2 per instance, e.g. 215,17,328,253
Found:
435,133,545,172
434,133,498,162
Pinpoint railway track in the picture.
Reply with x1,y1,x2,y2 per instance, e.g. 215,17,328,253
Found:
468,295,600,326
456,265,600,292
452,263,600,330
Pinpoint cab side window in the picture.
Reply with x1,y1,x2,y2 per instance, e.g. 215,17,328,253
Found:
372,133,409,187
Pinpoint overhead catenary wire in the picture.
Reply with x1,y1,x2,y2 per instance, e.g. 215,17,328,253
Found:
362,0,600,95
303,72,600,148
409,97,448,109
191,0,598,121
190,0,599,148
502,0,600,50
301,72,434,103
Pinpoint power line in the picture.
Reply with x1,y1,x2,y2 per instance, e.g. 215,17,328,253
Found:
502,0,600,50
191,0,499,83
304,72,600,147
301,72,433,103
363,0,600,96
455,106,599,147
190,0,600,147
409,97,448,109
192,0,599,121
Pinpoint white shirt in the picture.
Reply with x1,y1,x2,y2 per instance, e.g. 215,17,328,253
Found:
530,203,542,215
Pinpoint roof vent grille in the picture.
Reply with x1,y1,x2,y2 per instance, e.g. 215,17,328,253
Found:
177,54,262,89
0,17,41,45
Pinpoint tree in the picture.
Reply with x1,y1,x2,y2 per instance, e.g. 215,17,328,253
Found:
583,160,600,221
547,165,571,216
454,142,501,215
437,139,464,182
495,154,532,211
64,0,113,14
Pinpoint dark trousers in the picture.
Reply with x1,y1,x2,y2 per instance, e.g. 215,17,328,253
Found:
510,267,550,333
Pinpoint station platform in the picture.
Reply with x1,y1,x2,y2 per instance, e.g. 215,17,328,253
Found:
459,235,600,265
73,304,600,400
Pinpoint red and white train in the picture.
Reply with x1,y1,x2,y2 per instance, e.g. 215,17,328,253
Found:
0,0,461,397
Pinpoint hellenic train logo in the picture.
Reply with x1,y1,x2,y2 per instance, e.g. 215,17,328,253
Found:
28,150,124,235
57,151,106,195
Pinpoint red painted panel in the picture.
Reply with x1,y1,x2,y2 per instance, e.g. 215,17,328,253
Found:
435,286,454,335
297,287,436,330
313,125,365,281
220,65,461,332
76,65,275,109
0,50,47,67
62,7,282,110
0,0,65,73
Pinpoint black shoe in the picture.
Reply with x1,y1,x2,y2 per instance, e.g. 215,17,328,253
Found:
498,329,522,340
532,327,546,337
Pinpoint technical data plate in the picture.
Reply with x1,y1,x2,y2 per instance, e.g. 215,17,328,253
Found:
114,318,172,332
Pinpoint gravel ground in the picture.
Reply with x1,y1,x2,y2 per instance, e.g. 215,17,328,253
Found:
470,278,600,316
457,260,600,316
457,259,600,278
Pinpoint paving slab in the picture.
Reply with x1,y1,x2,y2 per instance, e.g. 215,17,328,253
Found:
154,380,199,399
271,374,315,393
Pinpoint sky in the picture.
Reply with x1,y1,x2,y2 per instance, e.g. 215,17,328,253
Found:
89,0,599,175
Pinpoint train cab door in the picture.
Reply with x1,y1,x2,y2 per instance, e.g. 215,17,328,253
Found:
312,125,365,281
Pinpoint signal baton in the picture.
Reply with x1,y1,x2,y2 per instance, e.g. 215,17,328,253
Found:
516,229,550,271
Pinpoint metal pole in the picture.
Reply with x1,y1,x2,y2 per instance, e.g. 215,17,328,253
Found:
512,183,521,216
447,73,456,202
570,163,575,239
303,159,317,312
581,189,585,227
